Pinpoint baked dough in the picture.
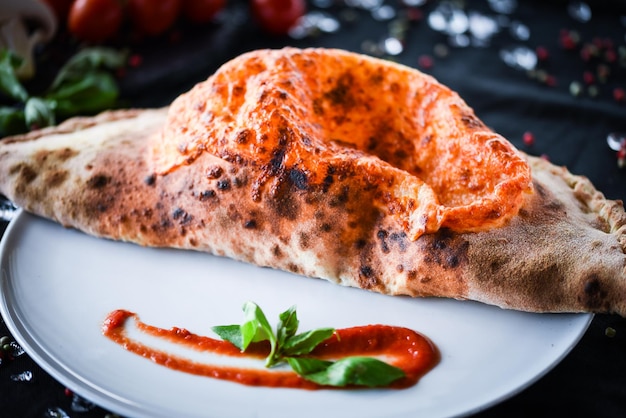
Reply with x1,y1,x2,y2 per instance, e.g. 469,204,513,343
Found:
1,48,625,315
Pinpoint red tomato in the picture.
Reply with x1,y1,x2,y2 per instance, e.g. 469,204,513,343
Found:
127,0,182,36
42,0,74,21
182,0,225,24
250,0,306,36
68,0,124,43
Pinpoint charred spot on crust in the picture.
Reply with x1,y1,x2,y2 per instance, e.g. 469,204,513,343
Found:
217,179,231,190
57,147,78,161
489,259,504,273
269,151,286,176
172,207,193,225
236,129,251,144
289,168,308,190
218,151,244,165
44,170,68,188
359,265,380,289
232,176,245,188
299,232,310,249
276,198,299,220
329,185,350,207
270,183,300,220
155,216,173,231
535,182,548,198
34,147,78,164
360,265,374,277
272,244,283,258
10,163,37,183
369,70,384,85
389,232,408,252
580,274,608,310
324,72,356,109
268,167,306,221
354,239,367,249
87,174,111,189
244,219,257,229
312,98,324,115
232,84,245,96
144,174,157,186
377,229,390,253
423,229,469,269
206,166,223,179
199,190,216,200
460,113,484,129
320,222,332,232
323,174,334,192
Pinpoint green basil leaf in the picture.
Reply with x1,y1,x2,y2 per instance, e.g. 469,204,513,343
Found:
50,47,127,91
0,106,26,137
283,328,335,357
45,72,119,117
211,324,243,350
24,97,55,129
276,305,298,347
241,301,275,351
298,357,405,387
286,357,333,376
0,50,28,102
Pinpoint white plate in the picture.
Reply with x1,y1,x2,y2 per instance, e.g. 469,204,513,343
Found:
1,211,592,418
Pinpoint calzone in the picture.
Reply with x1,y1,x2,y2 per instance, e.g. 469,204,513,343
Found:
1,48,625,315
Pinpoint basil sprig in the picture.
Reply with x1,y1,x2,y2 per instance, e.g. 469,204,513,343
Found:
212,302,405,387
0,47,126,136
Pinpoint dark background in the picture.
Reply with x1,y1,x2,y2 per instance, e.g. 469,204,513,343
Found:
1,0,626,416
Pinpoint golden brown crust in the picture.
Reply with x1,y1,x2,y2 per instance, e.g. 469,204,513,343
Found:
464,155,626,314
0,48,625,316
2,109,149,144
157,48,532,240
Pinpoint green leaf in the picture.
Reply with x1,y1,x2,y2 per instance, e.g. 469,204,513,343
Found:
283,328,335,357
0,106,25,137
211,324,243,350
276,305,298,347
240,301,280,367
212,302,405,389
240,301,275,351
0,50,28,102
286,357,333,376
24,97,55,129
297,357,406,387
45,72,119,117
50,47,127,91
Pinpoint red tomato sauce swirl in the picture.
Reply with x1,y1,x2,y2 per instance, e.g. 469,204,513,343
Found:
102,309,439,390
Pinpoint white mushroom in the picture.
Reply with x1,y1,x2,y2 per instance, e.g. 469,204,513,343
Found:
0,0,57,79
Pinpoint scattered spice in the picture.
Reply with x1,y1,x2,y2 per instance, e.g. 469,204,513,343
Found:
583,71,595,85
128,53,143,68
535,46,549,61
522,131,535,146
417,54,434,70
617,147,626,169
